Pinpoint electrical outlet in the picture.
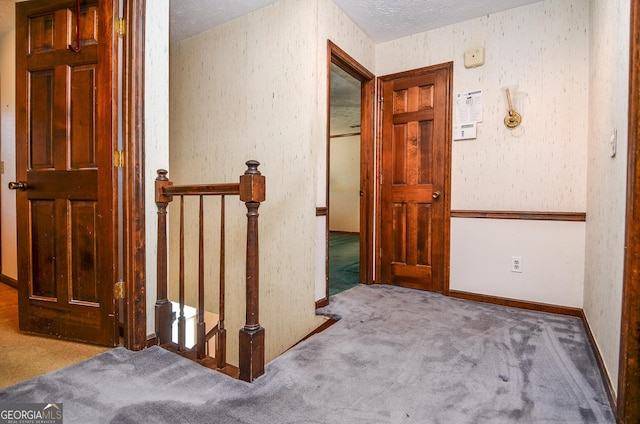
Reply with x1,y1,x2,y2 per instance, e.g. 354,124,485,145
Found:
511,256,523,273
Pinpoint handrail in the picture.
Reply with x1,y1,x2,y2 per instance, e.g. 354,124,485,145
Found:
154,160,266,382
162,183,240,197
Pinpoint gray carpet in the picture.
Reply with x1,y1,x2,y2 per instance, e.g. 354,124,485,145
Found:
0,285,614,423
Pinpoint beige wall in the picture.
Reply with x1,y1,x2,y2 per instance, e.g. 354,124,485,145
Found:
169,0,376,361
376,0,588,212
145,0,171,335
170,0,326,364
584,0,630,394
329,135,360,232
0,28,16,281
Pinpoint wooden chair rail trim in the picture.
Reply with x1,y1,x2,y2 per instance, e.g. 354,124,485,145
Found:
450,210,586,222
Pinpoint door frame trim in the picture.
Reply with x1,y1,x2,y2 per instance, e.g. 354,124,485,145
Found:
618,0,640,420
122,0,147,350
376,62,453,294
322,41,375,306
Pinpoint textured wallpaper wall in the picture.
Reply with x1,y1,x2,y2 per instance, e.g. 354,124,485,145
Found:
145,0,171,336
170,0,318,364
169,0,377,363
584,0,630,394
376,0,589,212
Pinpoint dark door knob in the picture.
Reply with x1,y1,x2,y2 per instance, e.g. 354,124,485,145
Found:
8,181,28,191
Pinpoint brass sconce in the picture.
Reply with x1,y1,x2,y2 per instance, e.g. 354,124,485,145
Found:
504,88,522,129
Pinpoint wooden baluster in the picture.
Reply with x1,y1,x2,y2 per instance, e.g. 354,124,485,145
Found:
216,196,227,369
196,195,206,359
155,169,174,345
239,160,266,382
178,196,186,351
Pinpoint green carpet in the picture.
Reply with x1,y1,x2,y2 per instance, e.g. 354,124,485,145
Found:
329,232,360,296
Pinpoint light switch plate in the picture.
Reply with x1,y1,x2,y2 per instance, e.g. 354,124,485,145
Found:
610,129,617,158
464,47,485,68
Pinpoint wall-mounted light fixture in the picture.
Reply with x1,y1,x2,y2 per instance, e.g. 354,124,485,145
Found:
504,88,522,129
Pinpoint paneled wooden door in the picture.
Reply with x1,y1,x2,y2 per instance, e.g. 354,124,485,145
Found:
14,0,118,345
378,63,452,292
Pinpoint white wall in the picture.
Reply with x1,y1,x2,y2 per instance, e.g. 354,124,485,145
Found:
145,0,170,336
329,135,360,232
376,0,589,308
0,28,16,281
451,218,585,307
584,0,630,394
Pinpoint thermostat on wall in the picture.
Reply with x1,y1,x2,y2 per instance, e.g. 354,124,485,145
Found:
453,122,477,140
464,47,485,68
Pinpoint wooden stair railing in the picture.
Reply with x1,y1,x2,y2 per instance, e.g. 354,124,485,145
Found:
154,160,266,382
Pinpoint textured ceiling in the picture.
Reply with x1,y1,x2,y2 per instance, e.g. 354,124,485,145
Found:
1,1,545,45
170,0,278,44
170,0,544,44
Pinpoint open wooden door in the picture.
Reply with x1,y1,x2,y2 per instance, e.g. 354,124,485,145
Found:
13,0,118,346
378,63,452,292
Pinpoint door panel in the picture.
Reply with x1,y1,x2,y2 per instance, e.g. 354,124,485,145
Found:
15,0,117,345
379,65,451,292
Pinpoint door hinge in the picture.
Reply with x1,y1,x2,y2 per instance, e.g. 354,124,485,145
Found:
114,281,125,300
115,18,126,37
113,150,125,168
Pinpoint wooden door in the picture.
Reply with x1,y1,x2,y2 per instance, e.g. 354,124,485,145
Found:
14,0,118,345
379,63,452,292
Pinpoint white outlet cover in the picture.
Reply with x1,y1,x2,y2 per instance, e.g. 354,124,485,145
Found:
511,256,523,273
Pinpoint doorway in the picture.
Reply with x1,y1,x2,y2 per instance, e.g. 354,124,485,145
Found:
328,63,361,296
321,41,375,305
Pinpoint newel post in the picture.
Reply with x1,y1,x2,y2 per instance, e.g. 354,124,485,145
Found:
155,169,174,345
238,160,266,382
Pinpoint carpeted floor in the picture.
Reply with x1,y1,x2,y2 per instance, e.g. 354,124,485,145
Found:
329,232,360,296
0,284,614,423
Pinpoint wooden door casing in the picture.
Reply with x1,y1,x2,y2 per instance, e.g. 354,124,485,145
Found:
15,0,118,345
378,63,452,293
